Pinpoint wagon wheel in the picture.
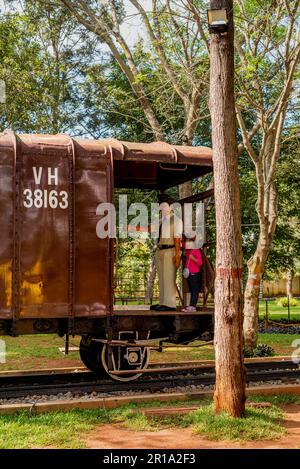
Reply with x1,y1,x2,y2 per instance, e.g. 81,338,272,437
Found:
101,343,150,382
79,337,105,375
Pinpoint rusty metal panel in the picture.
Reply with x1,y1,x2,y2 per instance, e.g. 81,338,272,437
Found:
0,132,14,318
18,135,71,318
0,132,113,320
73,139,113,317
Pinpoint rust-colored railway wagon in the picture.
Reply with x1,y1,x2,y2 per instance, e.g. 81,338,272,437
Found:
0,131,214,380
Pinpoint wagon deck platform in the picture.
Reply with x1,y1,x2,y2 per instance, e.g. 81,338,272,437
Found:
113,306,214,316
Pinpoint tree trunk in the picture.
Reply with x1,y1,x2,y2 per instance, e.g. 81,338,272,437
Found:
179,181,192,199
287,270,294,299
178,133,193,201
243,256,264,349
243,177,277,349
210,0,245,417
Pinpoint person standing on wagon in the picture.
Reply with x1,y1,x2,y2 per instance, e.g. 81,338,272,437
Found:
150,194,182,312
182,233,203,312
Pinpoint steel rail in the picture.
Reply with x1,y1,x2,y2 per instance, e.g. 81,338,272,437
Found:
0,361,299,400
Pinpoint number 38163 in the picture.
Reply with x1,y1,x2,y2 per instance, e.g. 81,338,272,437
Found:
23,189,69,209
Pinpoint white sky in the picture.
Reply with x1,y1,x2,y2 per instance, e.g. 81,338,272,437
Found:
0,0,151,46
121,0,152,45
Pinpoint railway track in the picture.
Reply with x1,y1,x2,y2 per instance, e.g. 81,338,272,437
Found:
0,360,299,400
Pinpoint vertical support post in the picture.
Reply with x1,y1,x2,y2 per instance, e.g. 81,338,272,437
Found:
68,138,76,336
287,295,290,323
265,299,269,329
202,202,207,307
106,325,113,371
11,132,20,336
182,202,189,307
210,0,245,416
105,144,116,372
65,334,69,355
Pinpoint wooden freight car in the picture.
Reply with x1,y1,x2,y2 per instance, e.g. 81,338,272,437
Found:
0,131,214,381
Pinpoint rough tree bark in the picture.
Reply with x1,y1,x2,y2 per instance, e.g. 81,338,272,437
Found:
209,0,245,416
243,232,273,348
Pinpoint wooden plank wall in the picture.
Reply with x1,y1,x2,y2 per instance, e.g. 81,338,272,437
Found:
263,276,300,297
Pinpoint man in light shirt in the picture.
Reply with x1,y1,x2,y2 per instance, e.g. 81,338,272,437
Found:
150,194,182,311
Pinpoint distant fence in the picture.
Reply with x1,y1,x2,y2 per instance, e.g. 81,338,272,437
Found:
263,276,300,297
262,296,300,324
114,268,159,304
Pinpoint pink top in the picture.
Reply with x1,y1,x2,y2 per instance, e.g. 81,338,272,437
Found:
184,248,203,274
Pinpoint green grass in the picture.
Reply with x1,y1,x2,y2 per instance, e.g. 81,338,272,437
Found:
259,300,300,321
0,334,82,371
0,405,157,449
4,335,64,358
138,397,285,442
152,332,299,361
258,333,299,355
0,397,288,448
151,343,215,362
139,396,286,441
182,404,284,441
109,405,157,432
249,394,300,406
0,409,108,449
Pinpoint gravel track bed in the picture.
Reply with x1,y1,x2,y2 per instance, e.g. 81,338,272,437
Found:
1,378,300,407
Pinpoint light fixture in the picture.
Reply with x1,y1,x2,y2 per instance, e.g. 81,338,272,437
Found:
207,8,229,34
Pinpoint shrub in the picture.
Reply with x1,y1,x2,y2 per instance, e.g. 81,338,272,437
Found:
276,297,300,307
244,343,274,358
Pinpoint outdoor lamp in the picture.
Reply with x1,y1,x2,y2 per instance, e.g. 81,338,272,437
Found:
207,8,229,33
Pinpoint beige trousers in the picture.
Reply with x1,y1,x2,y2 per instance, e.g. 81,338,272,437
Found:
156,248,177,308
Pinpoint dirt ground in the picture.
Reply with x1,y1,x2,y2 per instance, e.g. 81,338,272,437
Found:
86,404,300,449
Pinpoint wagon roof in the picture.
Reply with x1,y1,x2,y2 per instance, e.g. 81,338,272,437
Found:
13,134,212,163
1,132,213,189
105,139,212,166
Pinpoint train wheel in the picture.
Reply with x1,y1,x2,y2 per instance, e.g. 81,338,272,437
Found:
101,344,150,381
79,337,105,374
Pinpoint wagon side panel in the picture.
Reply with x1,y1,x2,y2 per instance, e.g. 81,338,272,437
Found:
19,141,71,318
74,142,113,317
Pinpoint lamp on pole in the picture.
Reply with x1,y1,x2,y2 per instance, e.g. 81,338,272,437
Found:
207,8,229,34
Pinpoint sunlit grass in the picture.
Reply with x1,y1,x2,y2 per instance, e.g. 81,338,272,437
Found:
259,300,300,321
0,394,294,448
183,404,284,441
0,409,108,449
0,334,81,371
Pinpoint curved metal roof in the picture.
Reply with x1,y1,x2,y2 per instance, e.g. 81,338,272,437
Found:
0,131,213,189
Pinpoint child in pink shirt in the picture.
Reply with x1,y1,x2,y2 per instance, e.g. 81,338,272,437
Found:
182,235,203,312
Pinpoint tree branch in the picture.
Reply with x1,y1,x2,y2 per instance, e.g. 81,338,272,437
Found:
236,106,259,163
57,0,164,139
129,0,189,107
